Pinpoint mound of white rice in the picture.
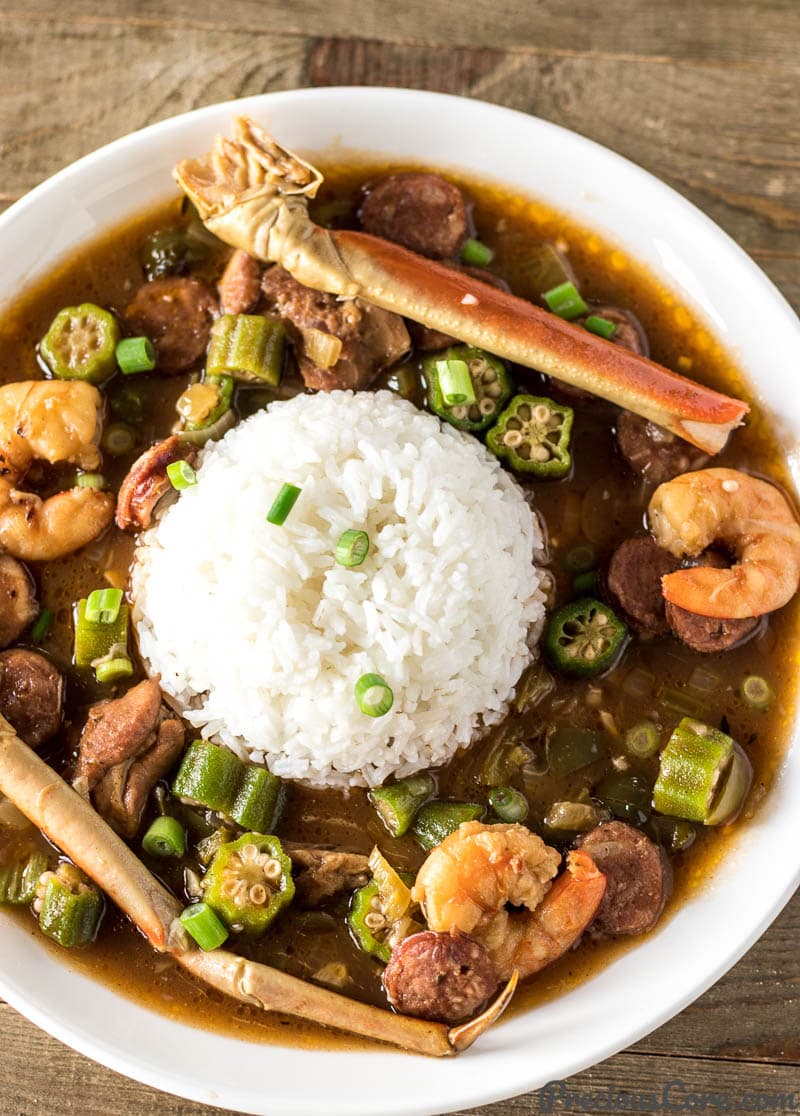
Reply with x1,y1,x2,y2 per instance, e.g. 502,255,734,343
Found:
131,390,546,788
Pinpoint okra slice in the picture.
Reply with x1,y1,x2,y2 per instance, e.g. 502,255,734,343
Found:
203,833,294,935
486,393,574,478
368,773,435,838
36,863,104,947
206,313,285,385
0,850,49,906
172,740,286,833
40,303,121,384
425,345,514,433
411,801,485,851
348,881,391,963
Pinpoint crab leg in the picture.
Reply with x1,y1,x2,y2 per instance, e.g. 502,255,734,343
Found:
174,117,748,455
0,716,511,1056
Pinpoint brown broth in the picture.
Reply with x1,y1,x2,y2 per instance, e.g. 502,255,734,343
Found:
0,160,797,1052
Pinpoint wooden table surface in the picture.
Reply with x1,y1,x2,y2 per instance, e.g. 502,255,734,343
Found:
1,2,798,1113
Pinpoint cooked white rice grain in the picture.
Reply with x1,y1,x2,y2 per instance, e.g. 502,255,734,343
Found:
131,390,546,788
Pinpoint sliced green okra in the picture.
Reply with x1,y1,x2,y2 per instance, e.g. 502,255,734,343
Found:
203,833,294,935
487,394,574,478
172,740,286,833
40,303,121,384
425,346,514,432
36,863,104,947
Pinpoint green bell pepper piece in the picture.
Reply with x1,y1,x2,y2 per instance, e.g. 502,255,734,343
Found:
486,394,574,478
203,833,294,935
411,801,485,851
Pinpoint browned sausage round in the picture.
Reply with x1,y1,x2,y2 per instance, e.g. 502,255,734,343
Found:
665,550,760,652
0,555,37,649
359,173,469,260
577,821,669,936
606,536,680,638
124,277,218,372
382,929,498,1023
616,410,709,486
0,649,63,748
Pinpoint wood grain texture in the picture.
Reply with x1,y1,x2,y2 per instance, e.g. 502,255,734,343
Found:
0,1,798,1113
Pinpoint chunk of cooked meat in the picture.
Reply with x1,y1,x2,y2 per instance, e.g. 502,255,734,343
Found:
218,249,262,314
616,410,710,486
116,436,198,531
75,676,184,838
577,821,669,936
359,173,469,260
124,277,218,371
284,843,370,908
261,266,410,391
382,929,498,1023
0,649,63,748
606,536,680,638
0,555,37,648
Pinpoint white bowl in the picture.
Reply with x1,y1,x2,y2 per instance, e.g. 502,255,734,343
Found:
0,88,798,1116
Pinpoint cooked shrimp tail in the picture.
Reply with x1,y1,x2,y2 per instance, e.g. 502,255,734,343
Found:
0,381,114,560
174,118,748,454
649,467,800,618
0,715,511,1057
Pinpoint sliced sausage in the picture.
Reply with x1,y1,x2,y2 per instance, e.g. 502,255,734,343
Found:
606,536,680,638
75,677,184,838
579,305,649,357
382,929,498,1024
218,249,262,314
0,649,63,748
665,550,760,653
124,277,218,372
261,266,409,391
359,173,469,260
577,821,669,936
616,411,710,486
0,555,37,648
116,435,198,531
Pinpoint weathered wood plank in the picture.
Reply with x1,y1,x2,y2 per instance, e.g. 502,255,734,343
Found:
0,25,796,265
2,997,799,1116
2,0,800,66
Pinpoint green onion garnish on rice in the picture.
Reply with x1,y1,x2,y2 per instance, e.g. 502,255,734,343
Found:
355,673,393,717
335,529,370,567
267,483,302,525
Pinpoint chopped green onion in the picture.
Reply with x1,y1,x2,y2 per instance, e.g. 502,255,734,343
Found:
488,786,529,823
584,315,617,340
102,422,136,457
30,608,54,644
179,902,229,951
74,598,130,667
116,335,156,374
434,359,476,407
84,588,123,625
75,472,106,490
542,280,588,320
94,657,134,684
624,721,661,759
740,674,774,712
460,238,493,267
355,673,393,717
266,482,301,526
142,816,187,858
564,542,597,574
167,460,198,491
335,529,370,567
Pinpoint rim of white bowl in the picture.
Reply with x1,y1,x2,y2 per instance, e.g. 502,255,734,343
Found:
0,87,798,1116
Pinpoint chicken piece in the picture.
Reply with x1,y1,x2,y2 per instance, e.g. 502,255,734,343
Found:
75,676,184,838
284,843,370,908
261,266,410,391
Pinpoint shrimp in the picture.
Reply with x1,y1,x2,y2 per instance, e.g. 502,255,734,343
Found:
0,381,114,561
173,118,748,454
412,821,606,981
648,467,800,619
